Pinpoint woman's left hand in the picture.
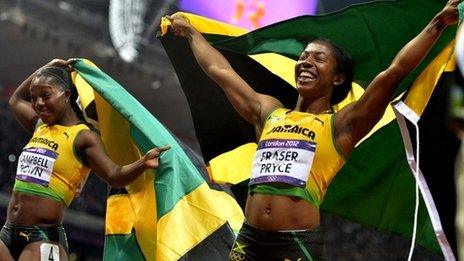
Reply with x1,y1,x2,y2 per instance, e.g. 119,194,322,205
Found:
143,145,171,169
42,58,74,72
437,0,462,27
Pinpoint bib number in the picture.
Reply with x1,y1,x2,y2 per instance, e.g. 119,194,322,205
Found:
250,139,316,187
16,147,57,186
40,243,60,261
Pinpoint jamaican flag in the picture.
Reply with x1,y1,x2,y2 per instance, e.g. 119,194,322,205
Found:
159,0,458,256
71,59,244,260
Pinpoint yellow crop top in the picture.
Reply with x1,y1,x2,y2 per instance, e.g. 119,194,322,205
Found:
250,107,345,207
13,123,91,206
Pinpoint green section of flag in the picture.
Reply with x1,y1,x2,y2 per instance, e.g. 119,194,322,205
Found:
459,1,464,23
209,0,454,95
103,233,146,260
74,60,243,260
322,121,438,252
73,60,204,219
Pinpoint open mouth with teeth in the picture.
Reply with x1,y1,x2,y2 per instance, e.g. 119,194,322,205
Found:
297,69,317,83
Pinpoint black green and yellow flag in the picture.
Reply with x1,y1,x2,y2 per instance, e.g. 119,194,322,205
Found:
159,0,458,256
71,59,244,260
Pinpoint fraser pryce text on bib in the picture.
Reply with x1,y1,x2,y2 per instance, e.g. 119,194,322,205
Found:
250,139,316,187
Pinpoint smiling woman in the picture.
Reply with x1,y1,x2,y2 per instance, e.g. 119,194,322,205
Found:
1,59,170,260
29,67,81,126
167,0,461,259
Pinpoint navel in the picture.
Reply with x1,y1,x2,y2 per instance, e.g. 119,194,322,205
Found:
12,203,19,212
265,206,271,215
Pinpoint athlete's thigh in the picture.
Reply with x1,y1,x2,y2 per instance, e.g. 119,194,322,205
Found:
18,241,68,261
0,240,14,261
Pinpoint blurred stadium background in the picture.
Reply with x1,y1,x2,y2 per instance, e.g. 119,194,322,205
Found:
0,0,453,260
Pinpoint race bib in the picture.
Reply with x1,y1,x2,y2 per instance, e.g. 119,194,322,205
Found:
16,147,58,186
250,139,316,187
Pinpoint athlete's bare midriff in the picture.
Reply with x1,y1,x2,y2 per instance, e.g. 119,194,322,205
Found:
6,191,64,225
245,193,320,231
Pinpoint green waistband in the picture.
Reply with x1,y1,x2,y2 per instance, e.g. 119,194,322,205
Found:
13,180,66,205
249,183,319,208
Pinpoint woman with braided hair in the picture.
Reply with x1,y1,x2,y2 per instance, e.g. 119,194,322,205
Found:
1,59,169,260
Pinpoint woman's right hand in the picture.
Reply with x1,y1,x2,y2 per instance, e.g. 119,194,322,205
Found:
42,59,73,72
166,14,194,37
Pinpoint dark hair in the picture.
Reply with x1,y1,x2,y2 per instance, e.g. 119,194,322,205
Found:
311,38,354,105
35,66,87,122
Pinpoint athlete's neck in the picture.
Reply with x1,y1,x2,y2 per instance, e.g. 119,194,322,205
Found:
56,109,82,126
294,95,331,114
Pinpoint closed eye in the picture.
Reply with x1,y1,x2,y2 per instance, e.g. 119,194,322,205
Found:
298,51,309,61
313,53,327,63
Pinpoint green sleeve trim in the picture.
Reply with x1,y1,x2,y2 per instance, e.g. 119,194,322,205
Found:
330,114,347,161
263,106,286,123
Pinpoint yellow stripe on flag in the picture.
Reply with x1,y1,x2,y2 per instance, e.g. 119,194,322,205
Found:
72,72,94,110
208,143,256,185
405,41,456,115
105,194,135,234
156,182,244,260
250,53,296,87
160,12,248,37
94,89,158,261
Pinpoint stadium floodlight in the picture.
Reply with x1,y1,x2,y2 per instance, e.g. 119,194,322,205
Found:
109,0,147,63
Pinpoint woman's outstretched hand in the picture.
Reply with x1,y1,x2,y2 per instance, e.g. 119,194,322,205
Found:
143,145,171,169
436,0,462,27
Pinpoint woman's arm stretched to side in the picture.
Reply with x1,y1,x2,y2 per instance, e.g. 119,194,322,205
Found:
167,15,281,131
77,130,170,188
335,0,461,156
